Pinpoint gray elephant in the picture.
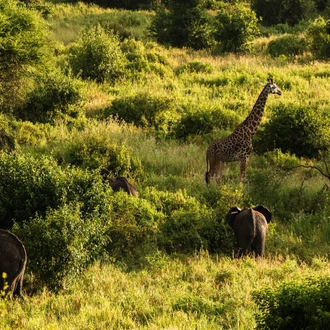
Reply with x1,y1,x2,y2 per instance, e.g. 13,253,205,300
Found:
0,229,27,298
107,177,139,197
226,205,272,257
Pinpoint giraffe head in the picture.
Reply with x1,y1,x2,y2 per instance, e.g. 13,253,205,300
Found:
262,78,282,95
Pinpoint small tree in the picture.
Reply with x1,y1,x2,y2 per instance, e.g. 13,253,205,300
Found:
214,3,259,54
307,17,330,59
149,0,215,50
68,25,126,83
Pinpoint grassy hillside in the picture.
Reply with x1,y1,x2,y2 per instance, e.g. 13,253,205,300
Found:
1,2,330,329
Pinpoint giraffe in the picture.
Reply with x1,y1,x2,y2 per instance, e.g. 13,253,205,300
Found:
205,78,281,184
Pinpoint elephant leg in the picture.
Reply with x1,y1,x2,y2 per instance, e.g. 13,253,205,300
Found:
237,236,254,257
252,234,265,257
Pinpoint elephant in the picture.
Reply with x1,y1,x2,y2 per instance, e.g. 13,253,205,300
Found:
0,229,27,298
226,205,272,258
100,169,138,197
106,177,139,197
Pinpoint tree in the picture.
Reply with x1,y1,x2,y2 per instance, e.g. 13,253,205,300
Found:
149,0,215,50
0,0,51,113
215,2,259,54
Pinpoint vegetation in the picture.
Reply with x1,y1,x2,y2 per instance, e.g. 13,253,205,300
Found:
0,0,330,328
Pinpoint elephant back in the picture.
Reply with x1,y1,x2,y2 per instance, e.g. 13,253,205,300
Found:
0,230,27,289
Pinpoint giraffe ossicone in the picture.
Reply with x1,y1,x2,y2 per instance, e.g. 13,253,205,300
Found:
205,78,282,185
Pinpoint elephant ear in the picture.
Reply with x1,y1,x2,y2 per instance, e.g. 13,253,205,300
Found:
226,206,241,229
253,205,272,223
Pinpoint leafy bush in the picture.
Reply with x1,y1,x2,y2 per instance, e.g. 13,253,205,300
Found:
14,203,109,291
14,70,83,123
143,188,231,254
254,103,330,159
105,191,165,265
214,2,259,54
149,1,215,50
253,275,330,329
0,0,51,113
174,107,240,140
175,61,213,75
105,92,180,134
51,125,143,177
251,0,315,26
307,17,330,59
267,34,307,57
68,24,126,83
0,152,110,228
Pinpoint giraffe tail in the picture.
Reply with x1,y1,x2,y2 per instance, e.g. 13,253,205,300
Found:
205,153,210,185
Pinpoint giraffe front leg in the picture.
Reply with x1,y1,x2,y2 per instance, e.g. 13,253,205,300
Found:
239,158,248,181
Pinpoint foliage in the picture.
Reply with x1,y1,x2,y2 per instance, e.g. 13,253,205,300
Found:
267,34,307,57
254,103,330,159
68,24,126,83
13,69,84,123
251,0,315,26
253,275,330,329
306,16,330,59
0,0,51,113
149,1,215,49
14,203,109,291
105,92,180,134
214,2,259,54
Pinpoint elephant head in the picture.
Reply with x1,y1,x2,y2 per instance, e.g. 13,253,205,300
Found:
0,229,27,298
226,205,272,257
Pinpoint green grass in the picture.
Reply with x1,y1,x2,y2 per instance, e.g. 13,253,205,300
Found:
3,254,330,329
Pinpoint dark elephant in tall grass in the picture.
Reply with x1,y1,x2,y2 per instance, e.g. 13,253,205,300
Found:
0,229,27,298
226,205,272,258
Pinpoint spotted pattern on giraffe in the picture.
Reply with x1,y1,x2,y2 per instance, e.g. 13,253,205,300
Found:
206,78,282,184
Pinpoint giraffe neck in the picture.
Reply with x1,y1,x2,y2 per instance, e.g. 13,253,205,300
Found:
240,87,270,136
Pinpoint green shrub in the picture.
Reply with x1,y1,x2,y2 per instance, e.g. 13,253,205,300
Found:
174,107,240,140
307,17,330,59
51,126,143,177
267,34,307,57
175,61,213,74
0,0,51,114
214,2,259,54
254,103,330,159
68,24,126,83
105,191,165,266
105,92,180,134
143,188,231,254
0,114,17,151
14,203,109,291
149,1,215,50
0,152,110,228
253,275,330,329
14,70,83,123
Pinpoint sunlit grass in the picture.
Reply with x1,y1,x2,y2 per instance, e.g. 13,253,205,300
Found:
2,254,330,329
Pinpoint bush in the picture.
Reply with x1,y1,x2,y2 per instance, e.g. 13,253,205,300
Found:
14,203,109,291
267,34,307,57
14,70,83,123
214,2,259,54
253,275,330,329
149,1,215,50
307,17,330,59
254,103,330,159
0,152,110,228
105,92,180,134
0,0,51,114
68,24,126,83
174,107,240,140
